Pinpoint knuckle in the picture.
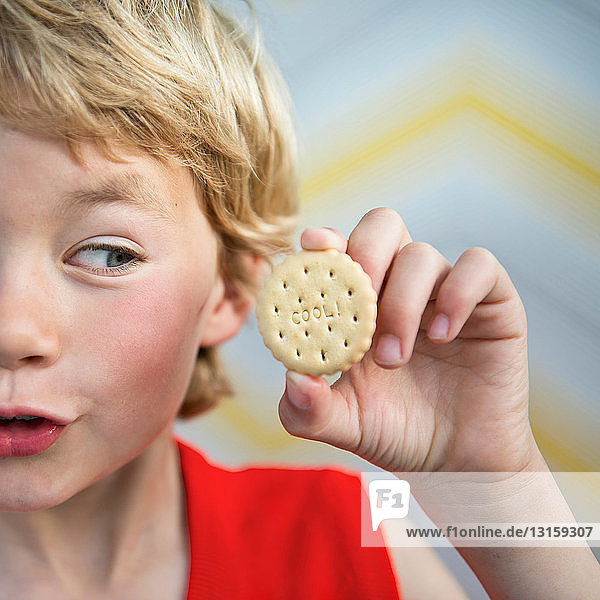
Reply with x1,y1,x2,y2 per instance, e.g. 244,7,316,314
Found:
361,207,408,236
496,300,528,338
379,294,422,329
398,242,446,269
461,246,497,266
388,302,419,327
438,282,473,312
278,402,307,436
399,241,436,257
365,206,402,223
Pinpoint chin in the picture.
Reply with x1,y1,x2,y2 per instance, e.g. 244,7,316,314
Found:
0,488,76,512
0,497,60,512
0,469,80,512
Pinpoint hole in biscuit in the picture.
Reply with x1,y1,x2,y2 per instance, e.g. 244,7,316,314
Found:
298,297,302,303
279,331,283,339
347,289,353,296
304,330,309,337
353,315,358,322
328,325,332,332
329,270,334,278
344,339,348,347
320,291,325,298
304,267,308,274
321,349,326,361
296,349,301,357
283,281,288,289
274,306,279,314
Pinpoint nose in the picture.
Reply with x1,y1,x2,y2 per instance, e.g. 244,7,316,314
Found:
0,269,61,371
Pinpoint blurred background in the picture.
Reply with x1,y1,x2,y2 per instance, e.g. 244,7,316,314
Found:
176,1,600,596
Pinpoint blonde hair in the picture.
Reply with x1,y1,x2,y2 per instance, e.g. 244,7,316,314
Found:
0,0,298,418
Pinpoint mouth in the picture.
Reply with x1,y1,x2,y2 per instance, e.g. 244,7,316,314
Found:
0,415,69,458
0,414,56,428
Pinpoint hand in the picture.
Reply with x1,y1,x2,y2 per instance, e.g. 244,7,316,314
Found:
278,208,540,473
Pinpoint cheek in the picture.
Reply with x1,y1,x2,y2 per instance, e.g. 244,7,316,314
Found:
70,271,211,423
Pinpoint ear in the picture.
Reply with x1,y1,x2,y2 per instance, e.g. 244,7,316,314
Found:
199,254,265,347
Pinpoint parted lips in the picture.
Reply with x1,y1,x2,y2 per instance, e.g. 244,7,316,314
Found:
256,250,377,376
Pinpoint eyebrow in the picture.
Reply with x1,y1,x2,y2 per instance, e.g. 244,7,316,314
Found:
55,173,175,222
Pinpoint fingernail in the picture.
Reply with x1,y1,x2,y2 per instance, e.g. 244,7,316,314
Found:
429,313,450,339
286,371,311,409
375,334,402,365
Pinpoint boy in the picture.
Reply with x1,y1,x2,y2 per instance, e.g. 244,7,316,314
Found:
0,1,598,598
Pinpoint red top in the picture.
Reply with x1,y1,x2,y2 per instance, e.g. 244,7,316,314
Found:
176,438,401,600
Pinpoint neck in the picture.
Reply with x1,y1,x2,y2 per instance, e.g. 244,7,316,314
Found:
0,429,188,596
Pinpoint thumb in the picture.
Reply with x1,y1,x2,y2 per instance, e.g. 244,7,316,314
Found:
278,371,355,449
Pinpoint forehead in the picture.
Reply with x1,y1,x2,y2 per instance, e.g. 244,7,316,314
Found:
0,122,192,222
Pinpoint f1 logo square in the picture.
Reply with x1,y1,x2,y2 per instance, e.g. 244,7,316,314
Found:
368,479,411,531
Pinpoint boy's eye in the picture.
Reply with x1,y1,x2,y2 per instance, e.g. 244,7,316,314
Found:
66,240,146,276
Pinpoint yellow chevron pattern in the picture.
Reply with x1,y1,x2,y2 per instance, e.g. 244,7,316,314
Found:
177,2,600,500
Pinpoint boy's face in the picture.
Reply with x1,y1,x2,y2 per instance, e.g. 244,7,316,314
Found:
0,122,229,510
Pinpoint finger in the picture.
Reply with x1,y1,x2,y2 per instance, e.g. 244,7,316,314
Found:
346,207,412,294
278,371,358,451
373,242,452,367
301,227,348,253
427,247,523,343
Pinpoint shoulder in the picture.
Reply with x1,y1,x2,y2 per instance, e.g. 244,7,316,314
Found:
177,434,357,484
177,436,367,536
176,437,401,600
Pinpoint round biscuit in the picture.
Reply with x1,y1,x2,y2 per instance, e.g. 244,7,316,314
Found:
256,249,377,376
